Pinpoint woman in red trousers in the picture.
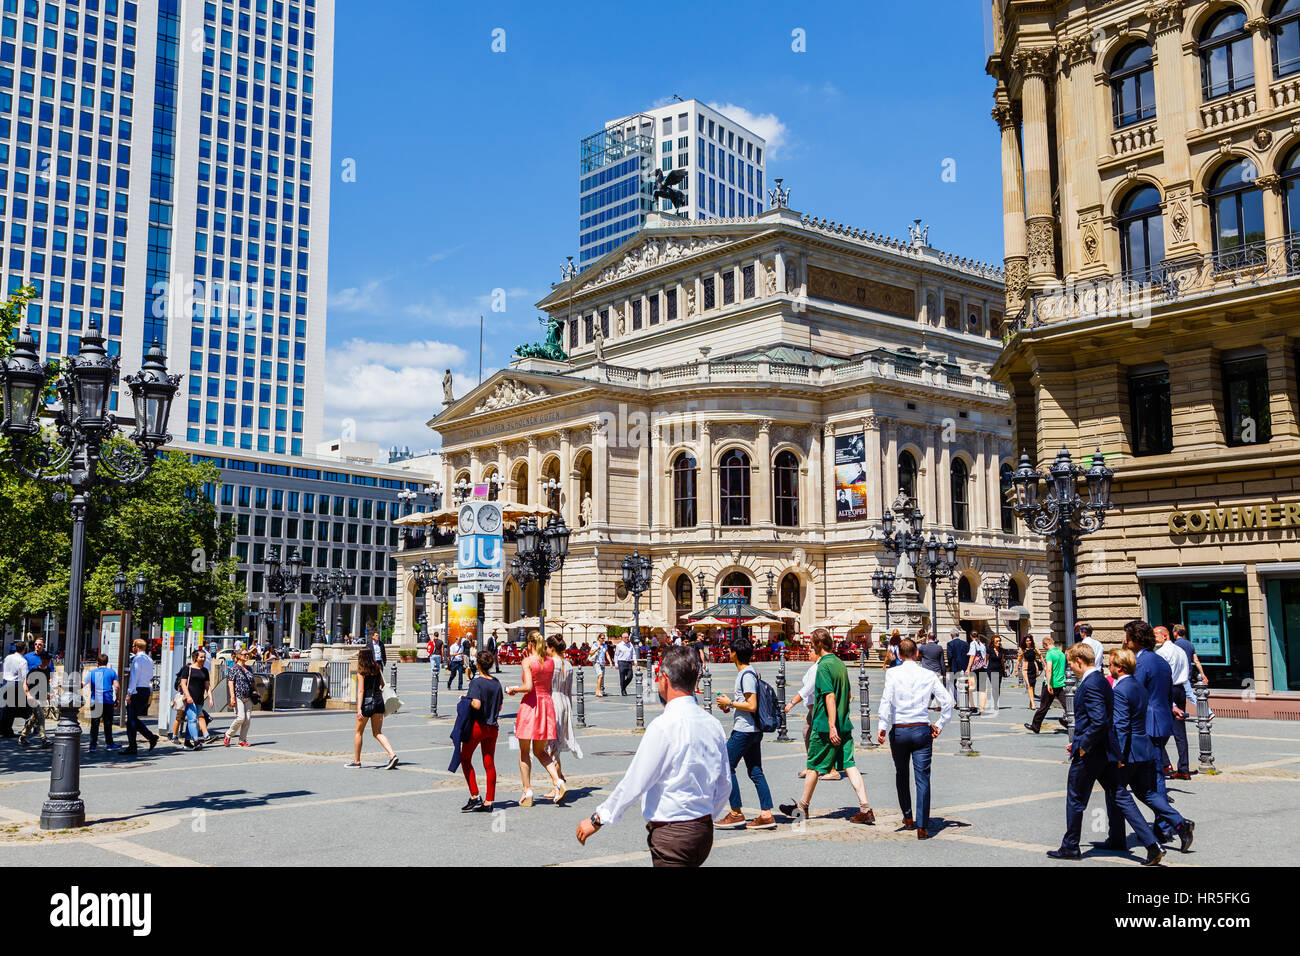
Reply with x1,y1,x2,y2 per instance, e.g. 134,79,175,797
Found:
461,650,505,813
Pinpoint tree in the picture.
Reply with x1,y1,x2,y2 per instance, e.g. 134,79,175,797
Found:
298,605,317,640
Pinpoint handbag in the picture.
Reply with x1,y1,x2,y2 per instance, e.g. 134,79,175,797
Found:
381,682,403,716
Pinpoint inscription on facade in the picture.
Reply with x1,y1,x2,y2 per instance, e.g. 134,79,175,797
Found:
1168,501,1300,534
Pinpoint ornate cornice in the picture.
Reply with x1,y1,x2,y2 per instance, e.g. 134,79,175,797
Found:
1060,32,1095,68
1012,45,1056,79
577,236,731,293
472,379,550,414
1144,0,1184,34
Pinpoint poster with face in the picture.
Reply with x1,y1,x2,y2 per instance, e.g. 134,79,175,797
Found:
834,434,868,521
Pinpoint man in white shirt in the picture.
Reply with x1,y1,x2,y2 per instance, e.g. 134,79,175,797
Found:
446,638,465,690
576,646,730,867
614,634,635,696
877,638,954,839
1074,622,1105,673
1154,626,1191,778
1,642,31,738
123,638,159,754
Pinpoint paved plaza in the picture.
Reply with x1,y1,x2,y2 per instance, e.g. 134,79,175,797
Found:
1,663,1296,868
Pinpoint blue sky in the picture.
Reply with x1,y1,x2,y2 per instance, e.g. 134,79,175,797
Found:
324,0,1002,452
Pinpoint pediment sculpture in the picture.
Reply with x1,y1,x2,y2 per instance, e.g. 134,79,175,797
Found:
473,379,551,413
578,236,729,291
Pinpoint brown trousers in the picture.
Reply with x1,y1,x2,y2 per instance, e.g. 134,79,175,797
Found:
645,815,714,867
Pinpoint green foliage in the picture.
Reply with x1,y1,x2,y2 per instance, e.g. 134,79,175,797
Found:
298,605,317,636
0,284,38,361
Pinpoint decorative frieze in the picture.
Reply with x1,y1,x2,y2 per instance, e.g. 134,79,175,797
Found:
806,265,915,319
577,236,730,292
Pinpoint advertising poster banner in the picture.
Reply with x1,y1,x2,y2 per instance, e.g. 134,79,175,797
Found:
834,433,868,521
159,618,183,733
447,588,478,648
1182,601,1228,664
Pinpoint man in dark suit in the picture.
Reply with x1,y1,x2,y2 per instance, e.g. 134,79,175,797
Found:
1047,643,1125,861
944,629,968,703
1125,620,1175,802
368,630,387,670
1107,645,1194,856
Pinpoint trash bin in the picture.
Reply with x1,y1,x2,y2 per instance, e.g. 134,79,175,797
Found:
250,673,273,711
271,670,327,710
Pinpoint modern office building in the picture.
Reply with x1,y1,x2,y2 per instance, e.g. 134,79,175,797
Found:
578,99,767,267
180,439,436,644
989,0,1300,716
396,203,1050,648
0,0,333,456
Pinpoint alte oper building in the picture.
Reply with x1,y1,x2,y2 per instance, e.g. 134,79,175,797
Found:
392,205,1050,648
990,0,1300,714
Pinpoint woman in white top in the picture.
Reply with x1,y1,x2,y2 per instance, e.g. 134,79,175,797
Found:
965,632,989,715
545,635,583,797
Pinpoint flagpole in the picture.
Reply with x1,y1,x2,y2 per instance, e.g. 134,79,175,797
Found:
478,315,483,384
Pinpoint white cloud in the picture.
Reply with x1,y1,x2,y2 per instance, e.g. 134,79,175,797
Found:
322,337,477,449
327,278,387,313
706,102,789,157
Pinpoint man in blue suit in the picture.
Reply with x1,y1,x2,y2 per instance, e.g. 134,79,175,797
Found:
1047,643,1127,861
1123,620,1195,852
1100,647,1171,865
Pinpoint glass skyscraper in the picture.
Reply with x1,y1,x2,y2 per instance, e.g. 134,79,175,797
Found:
577,99,766,268
0,0,332,455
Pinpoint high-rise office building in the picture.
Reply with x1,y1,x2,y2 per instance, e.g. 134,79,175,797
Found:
578,99,766,267
0,0,332,456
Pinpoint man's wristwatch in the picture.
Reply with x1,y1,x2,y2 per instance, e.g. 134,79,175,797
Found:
589,812,602,829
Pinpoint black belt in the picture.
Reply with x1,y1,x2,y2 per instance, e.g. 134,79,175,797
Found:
894,722,929,728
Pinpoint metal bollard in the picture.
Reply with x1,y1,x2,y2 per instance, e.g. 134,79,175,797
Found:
1062,670,1077,742
634,663,645,731
861,667,877,748
390,663,398,693
703,670,713,712
1194,677,1218,774
775,647,792,742
429,664,439,718
958,675,976,755
575,664,587,729
858,645,869,745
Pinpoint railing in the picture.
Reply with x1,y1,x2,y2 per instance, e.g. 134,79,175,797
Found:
326,660,354,703
1199,88,1256,130
1111,119,1158,156
1008,235,1300,335
1271,74,1300,108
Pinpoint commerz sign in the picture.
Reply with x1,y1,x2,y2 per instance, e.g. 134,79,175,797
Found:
1168,501,1300,535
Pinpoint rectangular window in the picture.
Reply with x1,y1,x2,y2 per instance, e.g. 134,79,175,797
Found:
665,288,677,321
722,270,734,305
1222,355,1271,445
742,264,755,299
1130,369,1173,456
631,298,642,330
702,276,715,311
648,294,659,325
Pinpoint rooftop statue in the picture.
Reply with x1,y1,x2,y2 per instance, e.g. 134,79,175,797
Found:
513,314,568,361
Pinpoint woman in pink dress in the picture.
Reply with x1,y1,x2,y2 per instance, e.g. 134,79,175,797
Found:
506,631,565,807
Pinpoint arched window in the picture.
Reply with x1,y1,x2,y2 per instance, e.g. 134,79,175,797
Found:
512,463,529,505
1118,186,1165,283
1282,145,1300,236
1271,0,1300,79
773,450,799,526
673,573,693,624
1210,159,1265,255
718,448,751,526
1111,42,1156,127
574,449,592,524
951,458,969,531
1200,10,1254,101
541,459,561,511
672,452,697,528
999,462,1016,534
1008,577,1022,606
721,571,752,603
779,573,801,641
898,450,917,503
958,576,973,603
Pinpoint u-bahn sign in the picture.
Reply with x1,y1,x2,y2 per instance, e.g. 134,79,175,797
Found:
457,501,503,593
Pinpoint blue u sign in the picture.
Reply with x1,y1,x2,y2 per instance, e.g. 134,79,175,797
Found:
458,534,503,570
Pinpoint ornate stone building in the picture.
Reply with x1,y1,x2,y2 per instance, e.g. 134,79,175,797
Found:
990,0,1300,714
393,206,1049,648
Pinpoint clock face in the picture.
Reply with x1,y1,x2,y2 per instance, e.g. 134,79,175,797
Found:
479,504,501,534
458,505,476,535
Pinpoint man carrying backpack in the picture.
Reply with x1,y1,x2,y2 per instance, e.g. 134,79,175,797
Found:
713,635,777,831
779,629,876,825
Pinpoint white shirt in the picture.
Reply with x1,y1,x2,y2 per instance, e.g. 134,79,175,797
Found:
1157,640,1189,686
126,651,155,693
877,660,954,734
613,640,634,664
2,651,28,684
594,696,731,825
797,663,818,714
1081,636,1104,669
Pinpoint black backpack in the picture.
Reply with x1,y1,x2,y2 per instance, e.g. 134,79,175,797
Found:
744,670,781,734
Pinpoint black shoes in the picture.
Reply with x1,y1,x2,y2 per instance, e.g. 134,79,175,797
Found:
1046,847,1082,860
1178,819,1195,853
148,736,158,751
461,796,483,812
1023,722,1040,734
471,802,493,813
1094,838,1128,851
1142,844,1166,866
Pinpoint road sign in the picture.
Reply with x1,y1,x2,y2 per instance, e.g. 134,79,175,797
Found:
457,501,503,594
177,602,192,614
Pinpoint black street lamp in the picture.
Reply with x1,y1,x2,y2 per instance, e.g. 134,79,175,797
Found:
881,498,959,637
410,558,443,642
263,546,301,648
765,569,776,603
0,323,179,830
1011,447,1114,645
113,570,148,646
870,568,896,631
695,570,709,606
984,573,1011,642
328,569,356,642
510,515,570,643
310,571,332,644
621,551,652,646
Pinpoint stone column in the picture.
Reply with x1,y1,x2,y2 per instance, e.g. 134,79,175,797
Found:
394,566,409,644
884,419,899,508
652,422,668,529
469,447,482,484
974,432,989,532
1014,46,1058,285
864,416,883,520
921,427,937,520
755,419,773,526
1247,16,1275,118
527,436,540,508
994,97,1028,312
558,428,572,524
1259,174,1286,241
806,423,823,529
988,436,1004,533
817,423,834,526
591,422,609,526
774,247,787,293
697,420,714,528
1266,335,1300,439
936,425,952,530
1061,33,1105,279
495,443,508,501
638,424,651,529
